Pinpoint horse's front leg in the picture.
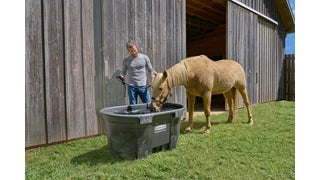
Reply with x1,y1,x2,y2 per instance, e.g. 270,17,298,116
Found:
203,91,212,134
184,92,195,133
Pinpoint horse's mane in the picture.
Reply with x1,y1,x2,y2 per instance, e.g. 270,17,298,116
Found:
167,59,190,87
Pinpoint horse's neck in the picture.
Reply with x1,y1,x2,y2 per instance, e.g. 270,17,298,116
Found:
167,62,189,87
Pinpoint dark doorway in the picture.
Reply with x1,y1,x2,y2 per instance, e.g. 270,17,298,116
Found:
186,0,227,110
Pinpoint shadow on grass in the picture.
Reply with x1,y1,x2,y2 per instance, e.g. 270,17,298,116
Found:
179,120,228,134
71,145,123,166
179,116,250,134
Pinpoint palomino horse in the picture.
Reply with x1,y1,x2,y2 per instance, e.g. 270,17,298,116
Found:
150,55,253,134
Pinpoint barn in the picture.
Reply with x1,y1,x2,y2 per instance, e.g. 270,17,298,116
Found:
26,0,294,148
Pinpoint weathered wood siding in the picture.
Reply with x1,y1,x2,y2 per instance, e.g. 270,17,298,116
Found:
26,0,100,148
257,18,286,103
233,0,287,102
102,0,186,108
227,1,258,107
236,0,278,21
43,0,66,143
227,0,286,107
93,0,105,136
26,0,47,147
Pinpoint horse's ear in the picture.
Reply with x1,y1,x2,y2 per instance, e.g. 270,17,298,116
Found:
153,69,158,76
163,70,168,78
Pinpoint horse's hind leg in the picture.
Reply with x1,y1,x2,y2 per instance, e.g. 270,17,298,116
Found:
185,92,196,133
231,87,238,115
202,91,212,134
238,87,253,125
223,90,234,123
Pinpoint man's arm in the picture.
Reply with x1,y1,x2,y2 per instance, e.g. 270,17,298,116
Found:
120,59,127,78
145,56,155,85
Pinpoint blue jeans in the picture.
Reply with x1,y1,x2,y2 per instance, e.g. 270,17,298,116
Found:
128,86,151,104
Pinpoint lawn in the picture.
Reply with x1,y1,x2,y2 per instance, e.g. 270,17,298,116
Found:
25,101,294,179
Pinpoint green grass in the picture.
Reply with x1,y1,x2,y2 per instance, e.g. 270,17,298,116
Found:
25,101,295,179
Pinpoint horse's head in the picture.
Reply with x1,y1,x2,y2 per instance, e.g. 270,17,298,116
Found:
150,70,172,112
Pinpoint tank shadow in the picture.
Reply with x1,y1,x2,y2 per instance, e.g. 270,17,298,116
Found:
71,146,123,165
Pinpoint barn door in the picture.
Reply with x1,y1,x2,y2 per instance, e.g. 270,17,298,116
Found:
257,18,278,104
227,1,258,108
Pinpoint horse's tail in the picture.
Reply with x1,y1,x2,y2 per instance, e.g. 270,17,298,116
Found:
231,87,238,115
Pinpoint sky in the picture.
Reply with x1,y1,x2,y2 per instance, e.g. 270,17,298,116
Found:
285,0,295,54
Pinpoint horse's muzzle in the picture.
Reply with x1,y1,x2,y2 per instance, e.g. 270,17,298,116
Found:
150,102,161,112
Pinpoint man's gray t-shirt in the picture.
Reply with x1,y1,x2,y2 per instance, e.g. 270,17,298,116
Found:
120,53,154,87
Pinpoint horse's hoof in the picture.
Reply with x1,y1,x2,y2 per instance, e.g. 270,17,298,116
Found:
226,120,232,124
183,129,192,134
203,129,210,135
248,118,253,125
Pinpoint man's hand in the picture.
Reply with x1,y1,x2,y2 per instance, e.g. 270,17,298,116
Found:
116,75,125,85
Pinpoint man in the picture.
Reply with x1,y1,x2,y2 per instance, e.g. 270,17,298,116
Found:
119,40,154,104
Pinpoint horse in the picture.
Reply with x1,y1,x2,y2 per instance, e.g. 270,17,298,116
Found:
150,55,253,134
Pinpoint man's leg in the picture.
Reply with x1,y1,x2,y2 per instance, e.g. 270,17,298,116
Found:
128,86,138,104
139,86,151,104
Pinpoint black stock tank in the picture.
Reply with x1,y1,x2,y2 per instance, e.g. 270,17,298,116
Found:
100,103,185,159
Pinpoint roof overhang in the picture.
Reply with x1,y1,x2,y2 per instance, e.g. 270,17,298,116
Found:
272,0,295,34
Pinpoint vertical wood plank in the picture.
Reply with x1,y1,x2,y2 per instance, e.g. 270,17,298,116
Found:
181,0,187,105
261,19,263,102
260,19,263,103
152,0,161,72
145,0,153,61
136,0,146,53
275,24,279,100
43,0,66,143
266,20,268,101
103,0,115,77
181,0,186,60
103,0,125,107
115,0,127,69
227,1,233,60
273,27,276,100
174,0,182,104
263,19,266,102
64,0,86,139
166,0,174,71
160,0,166,70
127,0,135,41
82,0,98,135
115,0,128,104
93,0,105,134
26,0,47,147
256,17,260,103
247,13,258,104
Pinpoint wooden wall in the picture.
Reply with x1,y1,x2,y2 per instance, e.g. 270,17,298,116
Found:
26,0,102,148
102,0,187,107
227,0,286,107
236,0,278,21
26,0,186,148
257,17,286,103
